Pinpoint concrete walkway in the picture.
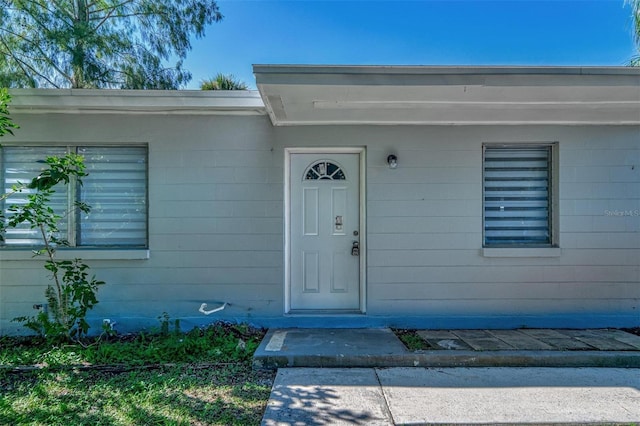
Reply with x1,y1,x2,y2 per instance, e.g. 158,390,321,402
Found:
257,329,640,425
261,367,640,425
253,328,640,369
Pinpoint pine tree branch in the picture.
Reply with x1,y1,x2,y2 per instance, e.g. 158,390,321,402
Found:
91,11,155,26
0,30,73,84
14,1,69,33
49,0,76,20
0,37,61,88
90,0,135,15
16,0,58,17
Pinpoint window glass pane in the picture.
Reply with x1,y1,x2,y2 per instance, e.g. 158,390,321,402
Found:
1,147,69,246
304,161,346,180
484,147,551,246
78,146,147,247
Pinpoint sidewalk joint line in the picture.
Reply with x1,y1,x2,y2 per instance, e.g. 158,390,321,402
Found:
374,367,398,426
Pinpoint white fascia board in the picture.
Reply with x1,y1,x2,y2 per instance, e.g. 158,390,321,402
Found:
8,89,266,115
254,64,640,77
272,120,640,126
254,65,640,126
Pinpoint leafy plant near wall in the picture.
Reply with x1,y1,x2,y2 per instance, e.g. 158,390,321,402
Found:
2,153,105,342
0,87,17,239
0,88,18,137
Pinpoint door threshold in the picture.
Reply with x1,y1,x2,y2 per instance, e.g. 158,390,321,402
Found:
287,309,364,316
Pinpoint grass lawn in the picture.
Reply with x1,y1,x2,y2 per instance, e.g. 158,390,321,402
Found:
0,322,275,426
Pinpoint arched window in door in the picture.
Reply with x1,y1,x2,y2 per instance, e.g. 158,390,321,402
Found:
304,160,346,180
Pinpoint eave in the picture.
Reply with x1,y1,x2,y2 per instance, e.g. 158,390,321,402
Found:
8,89,267,116
253,65,640,126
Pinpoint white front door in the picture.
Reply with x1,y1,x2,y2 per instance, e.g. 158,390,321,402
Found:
289,152,361,310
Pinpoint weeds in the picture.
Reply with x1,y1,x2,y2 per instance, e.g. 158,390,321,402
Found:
0,321,264,368
393,329,431,351
0,322,273,425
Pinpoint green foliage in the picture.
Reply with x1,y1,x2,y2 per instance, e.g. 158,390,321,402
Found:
3,153,104,341
16,260,104,339
0,323,272,425
0,364,273,425
0,87,18,137
0,322,265,367
629,0,640,66
88,322,260,365
394,329,431,351
157,311,180,337
0,1,223,89
200,73,248,90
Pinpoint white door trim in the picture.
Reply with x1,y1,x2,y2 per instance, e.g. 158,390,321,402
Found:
284,147,366,314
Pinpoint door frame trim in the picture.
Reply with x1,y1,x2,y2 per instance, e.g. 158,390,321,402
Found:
284,147,367,314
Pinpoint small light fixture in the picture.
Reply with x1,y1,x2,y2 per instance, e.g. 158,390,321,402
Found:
387,154,398,169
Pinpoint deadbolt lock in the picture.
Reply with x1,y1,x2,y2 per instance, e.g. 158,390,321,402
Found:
351,241,360,256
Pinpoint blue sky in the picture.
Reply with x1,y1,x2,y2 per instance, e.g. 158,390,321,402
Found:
182,0,636,89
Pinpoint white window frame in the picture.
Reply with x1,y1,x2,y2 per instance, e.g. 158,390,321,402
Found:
0,144,149,257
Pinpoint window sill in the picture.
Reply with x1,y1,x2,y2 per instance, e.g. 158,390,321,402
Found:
0,249,150,261
482,247,561,258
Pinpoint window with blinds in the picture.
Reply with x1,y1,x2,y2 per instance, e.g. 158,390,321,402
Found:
1,147,69,246
1,146,147,248
483,145,552,247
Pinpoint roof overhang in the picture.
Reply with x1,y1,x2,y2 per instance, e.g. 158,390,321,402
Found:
8,89,266,116
254,65,640,126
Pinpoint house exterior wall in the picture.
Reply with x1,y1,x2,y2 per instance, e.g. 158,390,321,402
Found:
273,124,640,328
1,108,638,334
0,111,285,334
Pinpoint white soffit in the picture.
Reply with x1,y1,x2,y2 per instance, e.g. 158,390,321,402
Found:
253,65,640,126
9,89,266,115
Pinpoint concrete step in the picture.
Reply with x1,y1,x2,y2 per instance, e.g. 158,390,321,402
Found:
253,328,640,369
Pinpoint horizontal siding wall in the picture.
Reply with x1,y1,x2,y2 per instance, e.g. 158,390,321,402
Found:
275,125,640,327
1,114,639,333
0,113,283,334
